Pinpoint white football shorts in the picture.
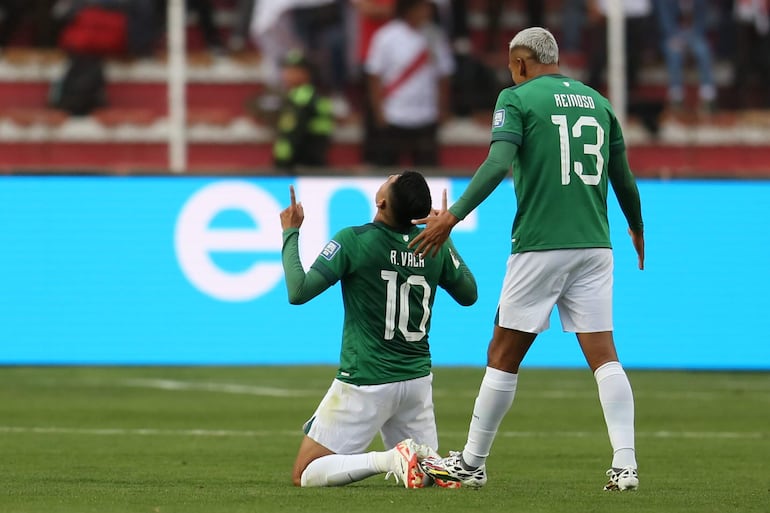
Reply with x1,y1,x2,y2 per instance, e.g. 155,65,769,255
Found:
497,248,614,334
303,374,438,454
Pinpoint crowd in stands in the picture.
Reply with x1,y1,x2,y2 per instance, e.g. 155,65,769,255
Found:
0,0,768,170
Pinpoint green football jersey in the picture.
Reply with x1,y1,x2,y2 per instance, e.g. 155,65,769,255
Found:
310,222,475,386
491,74,627,253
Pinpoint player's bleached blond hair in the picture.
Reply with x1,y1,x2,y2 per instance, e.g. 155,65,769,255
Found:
509,27,559,65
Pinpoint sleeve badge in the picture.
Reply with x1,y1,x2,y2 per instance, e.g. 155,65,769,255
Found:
492,109,505,128
320,240,341,261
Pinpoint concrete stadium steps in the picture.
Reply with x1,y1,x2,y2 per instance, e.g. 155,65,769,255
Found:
2,139,770,177
0,48,267,141
0,0,766,179
0,81,261,117
0,48,264,117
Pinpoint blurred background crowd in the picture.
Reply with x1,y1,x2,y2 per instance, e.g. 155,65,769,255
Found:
0,0,768,174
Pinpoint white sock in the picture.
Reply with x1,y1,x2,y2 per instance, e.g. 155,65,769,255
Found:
594,361,637,469
300,451,393,487
462,366,518,468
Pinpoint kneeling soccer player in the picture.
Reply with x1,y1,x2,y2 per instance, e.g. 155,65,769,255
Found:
280,171,477,487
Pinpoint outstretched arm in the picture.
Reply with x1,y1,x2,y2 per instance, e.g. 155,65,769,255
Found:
409,140,518,256
280,186,334,304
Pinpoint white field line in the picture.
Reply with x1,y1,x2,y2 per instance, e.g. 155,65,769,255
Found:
118,378,768,401
0,426,764,440
119,378,317,397
499,430,767,439
0,426,296,437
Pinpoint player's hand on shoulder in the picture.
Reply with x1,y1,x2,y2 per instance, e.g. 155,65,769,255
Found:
410,190,458,258
280,185,305,230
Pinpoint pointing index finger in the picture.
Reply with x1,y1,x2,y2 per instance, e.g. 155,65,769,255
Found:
289,185,296,207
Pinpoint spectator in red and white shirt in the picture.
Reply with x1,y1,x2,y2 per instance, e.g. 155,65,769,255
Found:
364,0,454,168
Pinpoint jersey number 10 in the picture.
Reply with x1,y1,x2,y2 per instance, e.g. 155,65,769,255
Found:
551,115,605,186
380,270,431,342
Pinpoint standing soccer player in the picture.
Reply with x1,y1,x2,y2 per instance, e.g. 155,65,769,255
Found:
410,27,645,491
280,171,477,488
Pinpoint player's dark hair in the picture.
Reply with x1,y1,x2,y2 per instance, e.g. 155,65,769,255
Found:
389,170,432,231
395,0,427,18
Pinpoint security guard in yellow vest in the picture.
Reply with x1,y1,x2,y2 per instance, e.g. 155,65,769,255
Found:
274,50,334,171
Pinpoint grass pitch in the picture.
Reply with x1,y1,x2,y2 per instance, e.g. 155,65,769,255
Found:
1,366,768,513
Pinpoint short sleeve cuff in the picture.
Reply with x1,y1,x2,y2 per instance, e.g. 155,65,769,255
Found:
491,131,522,146
310,261,338,285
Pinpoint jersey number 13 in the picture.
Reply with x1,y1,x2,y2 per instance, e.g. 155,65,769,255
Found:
551,114,605,186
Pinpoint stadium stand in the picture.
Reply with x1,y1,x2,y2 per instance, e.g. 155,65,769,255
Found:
0,0,768,176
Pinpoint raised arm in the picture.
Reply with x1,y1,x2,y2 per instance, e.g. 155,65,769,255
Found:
280,186,334,304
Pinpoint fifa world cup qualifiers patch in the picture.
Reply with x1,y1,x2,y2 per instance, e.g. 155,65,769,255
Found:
321,240,341,261
493,109,505,127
